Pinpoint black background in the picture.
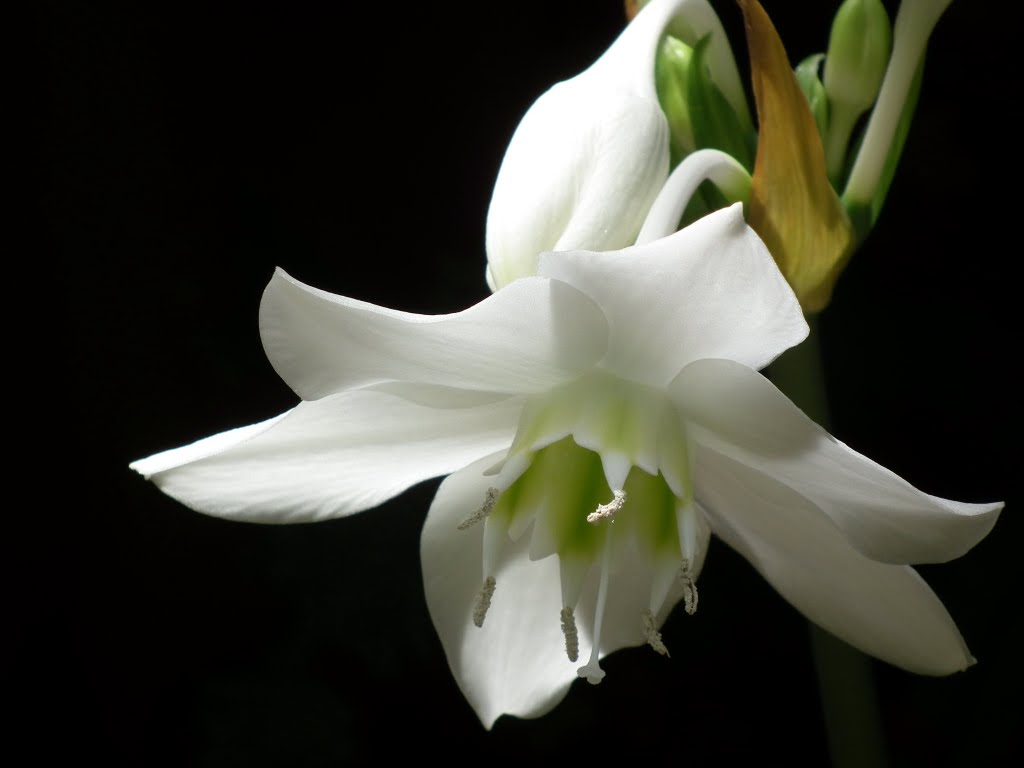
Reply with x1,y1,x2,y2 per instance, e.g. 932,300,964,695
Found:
39,1,1017,765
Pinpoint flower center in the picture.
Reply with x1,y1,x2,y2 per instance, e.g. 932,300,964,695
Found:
459,371,706,683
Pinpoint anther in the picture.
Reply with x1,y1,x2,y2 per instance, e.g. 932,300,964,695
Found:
560,607,579,662
679,559,699,615
458,487,500,530
472,576,497,627
642,609,670,656
587,489,627,524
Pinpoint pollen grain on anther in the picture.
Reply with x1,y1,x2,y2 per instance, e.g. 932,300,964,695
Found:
586,489,627,524
642,609,670,656
472,576,497,627
560,607,579,662
457,487,500,530
679,559,699,615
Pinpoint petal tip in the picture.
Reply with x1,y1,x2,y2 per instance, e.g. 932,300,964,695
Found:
127,457,149,477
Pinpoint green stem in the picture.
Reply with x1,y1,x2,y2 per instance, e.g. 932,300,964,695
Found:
769,318,888,768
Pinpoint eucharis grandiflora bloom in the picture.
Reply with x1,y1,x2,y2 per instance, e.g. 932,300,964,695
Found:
132,206,1001,727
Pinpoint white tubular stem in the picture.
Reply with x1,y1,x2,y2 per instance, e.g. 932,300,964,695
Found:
636,149,752,243
842,0,953,205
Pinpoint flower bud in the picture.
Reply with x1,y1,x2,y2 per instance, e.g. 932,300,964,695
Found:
822,0,892,184
484,67,669,291
485,0,747,291
824,0,892,117
484,3,678,291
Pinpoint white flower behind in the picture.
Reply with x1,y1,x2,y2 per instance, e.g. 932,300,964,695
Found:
132,205,1001,727
484,0,747,290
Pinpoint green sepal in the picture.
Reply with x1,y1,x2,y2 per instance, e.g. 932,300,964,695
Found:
795,54,829,146
686,35,757,172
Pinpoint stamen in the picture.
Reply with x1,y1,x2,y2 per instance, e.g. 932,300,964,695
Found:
642,609,670,657
679,559,699,615
472,576,497,628
458,487,500,530
560,607,579,662
587,489,627,524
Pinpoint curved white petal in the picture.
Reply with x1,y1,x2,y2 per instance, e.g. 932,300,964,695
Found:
483,0,753,291
694,444,974,675
484,83,667,289
539,205,808,387
130,386,524,523
422,453,574,728
673,358,1002,564
483,0,723,290
260,271,608,400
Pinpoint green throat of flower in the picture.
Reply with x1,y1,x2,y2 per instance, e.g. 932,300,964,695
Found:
457,371,705,684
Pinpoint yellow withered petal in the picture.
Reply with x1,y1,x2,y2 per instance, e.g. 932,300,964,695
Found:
740,0,855,314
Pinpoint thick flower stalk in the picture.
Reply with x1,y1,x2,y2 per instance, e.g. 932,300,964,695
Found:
132,206,1001,727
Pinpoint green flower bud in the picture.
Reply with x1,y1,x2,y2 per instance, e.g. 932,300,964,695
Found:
824,0,892,114
823,0,892,185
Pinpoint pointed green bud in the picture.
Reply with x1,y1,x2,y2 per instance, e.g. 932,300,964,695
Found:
823,0,892,185
795,54,829,145
824,0,892,115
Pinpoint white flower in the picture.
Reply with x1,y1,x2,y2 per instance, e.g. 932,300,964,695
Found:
484,0,747,290
131,206,1001,728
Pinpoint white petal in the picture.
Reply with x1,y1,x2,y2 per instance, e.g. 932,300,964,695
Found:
130,385,524,523
484,0,752,291
694,444,975,675
484,83,667,289
421,453,574,728
260,270,608,400
673,358,1002,564
484,0,707,289
539,205,808,387
583,535,687,656
422,455,691,727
